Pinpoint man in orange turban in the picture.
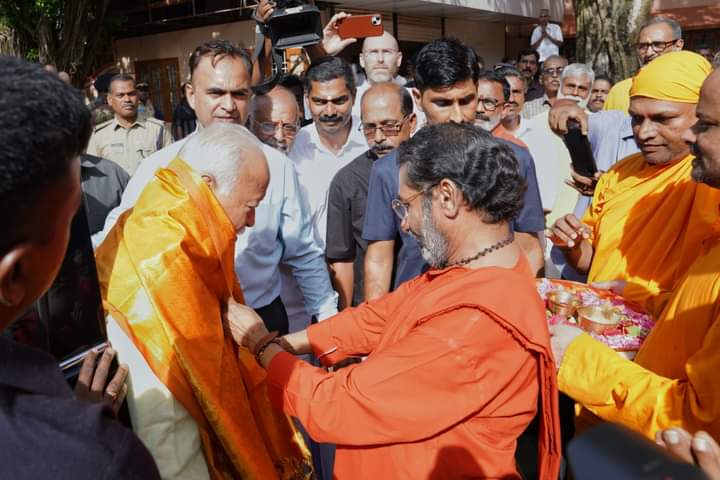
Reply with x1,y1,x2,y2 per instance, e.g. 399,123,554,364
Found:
549,51,720,305
549,65,720,443
97,123,311,479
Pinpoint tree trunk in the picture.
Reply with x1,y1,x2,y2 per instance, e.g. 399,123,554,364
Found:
574,0,654,82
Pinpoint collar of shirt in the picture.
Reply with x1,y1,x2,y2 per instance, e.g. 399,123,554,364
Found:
0,337,72,398
305,115,366,158
112,116,144,131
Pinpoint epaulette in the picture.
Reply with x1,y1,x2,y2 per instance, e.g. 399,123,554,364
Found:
145,117,166,127
94,119,113,132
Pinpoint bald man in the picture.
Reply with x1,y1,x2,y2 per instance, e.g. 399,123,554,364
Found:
326,83,416,309
353,31,411,118
249,85,301,154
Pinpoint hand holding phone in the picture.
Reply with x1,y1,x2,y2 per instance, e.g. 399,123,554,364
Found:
72,345,129,416
563,120,598,178
336,14,383,40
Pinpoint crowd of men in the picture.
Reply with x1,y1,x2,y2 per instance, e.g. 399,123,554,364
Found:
1,5,720,480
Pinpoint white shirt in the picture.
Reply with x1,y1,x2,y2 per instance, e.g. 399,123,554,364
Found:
107,315,210,480
282,117,368,331
98,131,338,319
516,112,577,225
531,23,563,62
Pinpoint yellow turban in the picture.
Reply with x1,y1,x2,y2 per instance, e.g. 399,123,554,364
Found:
630,51,711,103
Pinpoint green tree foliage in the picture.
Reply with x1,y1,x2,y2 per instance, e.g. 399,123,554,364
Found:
573,0,654,82
0,0,112,85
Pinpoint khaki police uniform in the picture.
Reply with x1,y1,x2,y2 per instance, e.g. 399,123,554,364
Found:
86,116,172,175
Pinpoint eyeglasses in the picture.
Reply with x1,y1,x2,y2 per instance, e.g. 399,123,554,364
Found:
635,39,678,53
253,120,300,136
360,116,409,137
542,67,564,77
362,49,398,59
477,97,501,111
391,185,435,220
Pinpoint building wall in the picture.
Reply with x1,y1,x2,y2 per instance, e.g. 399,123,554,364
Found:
446,18,507,66
114,20,257,82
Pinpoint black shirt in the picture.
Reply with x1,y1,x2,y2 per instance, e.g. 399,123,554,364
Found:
525,79,545,102
0,337,160,479
81,154,129,235
326,149,377,306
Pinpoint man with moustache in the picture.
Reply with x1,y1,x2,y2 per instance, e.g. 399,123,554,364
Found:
225,122,562,480
523,55,568,119
531,8,563,62
550,65,720,442
517,48,544,101
100,41,338,339
249,85,302,154
87,73,172,175
498,66,571,220
281,57,367,332
588,75,613,112
326,83,416,309
549,51,720,305
605,17,684,113
362,39,545,301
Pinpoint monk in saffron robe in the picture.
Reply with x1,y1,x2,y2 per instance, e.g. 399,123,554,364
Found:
549,51,720,304
96,124,311,479
550,66,720,442
226,123,562,479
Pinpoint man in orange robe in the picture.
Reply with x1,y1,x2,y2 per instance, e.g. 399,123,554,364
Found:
96,123,311,479
550,64,720,443
549,51,720,304
226,123,562,479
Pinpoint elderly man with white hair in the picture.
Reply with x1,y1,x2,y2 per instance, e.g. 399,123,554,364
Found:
520,63,595,227
97,123,311,479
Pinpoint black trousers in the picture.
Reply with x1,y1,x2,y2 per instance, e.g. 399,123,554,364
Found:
253,295,289,336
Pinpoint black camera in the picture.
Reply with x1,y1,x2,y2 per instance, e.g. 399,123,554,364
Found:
265,0,322,49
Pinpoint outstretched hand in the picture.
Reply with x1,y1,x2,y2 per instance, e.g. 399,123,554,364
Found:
546,213,592,249
321,12,357,56
224,298,269,351
74,347,128,417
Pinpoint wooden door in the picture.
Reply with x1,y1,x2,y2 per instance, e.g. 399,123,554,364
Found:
134,57,181,123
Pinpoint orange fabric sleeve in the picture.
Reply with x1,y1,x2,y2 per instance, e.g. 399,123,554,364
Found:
307,279,417,365
558,331,720,439
268,308,537,445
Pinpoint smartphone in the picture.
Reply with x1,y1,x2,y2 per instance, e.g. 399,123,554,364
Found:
563,120,598,178
568,423,709,479
336,14,383,39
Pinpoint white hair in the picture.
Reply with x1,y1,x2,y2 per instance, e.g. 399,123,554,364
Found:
560,63,595,88
178,123,263,197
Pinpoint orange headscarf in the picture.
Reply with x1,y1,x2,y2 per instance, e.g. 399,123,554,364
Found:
96,158,311,479
630,50,711,103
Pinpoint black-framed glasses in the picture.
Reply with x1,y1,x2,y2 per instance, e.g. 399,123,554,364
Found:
253,120,300,136
477,97,501,111
360,115,409,137
391,184,435,220
635,39,678,53
542,67,564,77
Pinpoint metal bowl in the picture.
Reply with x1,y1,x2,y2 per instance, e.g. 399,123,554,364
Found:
578,306,620,334
547,291,580,317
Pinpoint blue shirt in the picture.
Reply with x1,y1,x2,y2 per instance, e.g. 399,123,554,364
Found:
362,137,545,288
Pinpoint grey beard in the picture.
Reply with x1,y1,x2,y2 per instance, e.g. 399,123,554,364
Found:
474,115,501,132
415,197,449,269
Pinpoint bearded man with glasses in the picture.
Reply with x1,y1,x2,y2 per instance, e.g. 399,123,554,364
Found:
326,83,416,309
605,16,684,113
